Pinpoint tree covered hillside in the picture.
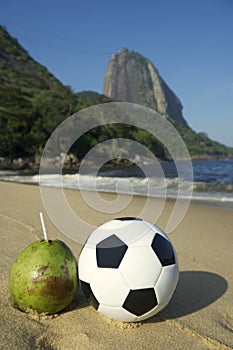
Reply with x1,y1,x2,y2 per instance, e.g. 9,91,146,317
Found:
0,25,110,164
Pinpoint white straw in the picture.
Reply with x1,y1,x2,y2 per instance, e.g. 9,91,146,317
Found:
39,212,48,240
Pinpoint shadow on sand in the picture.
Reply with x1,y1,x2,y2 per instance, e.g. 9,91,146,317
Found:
147,270,228,322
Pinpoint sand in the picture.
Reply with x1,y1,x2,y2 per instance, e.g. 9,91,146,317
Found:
0,181,233,349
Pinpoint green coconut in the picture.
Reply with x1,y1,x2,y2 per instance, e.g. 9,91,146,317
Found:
9,239,78,314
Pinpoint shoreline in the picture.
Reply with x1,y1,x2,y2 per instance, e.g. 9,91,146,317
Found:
1,154,233,172
1,181,233,349
1,178,233,212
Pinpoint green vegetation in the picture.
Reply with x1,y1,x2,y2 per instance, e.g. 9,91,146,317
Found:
0,26,111,163
0,26,232,169
171,119,233,159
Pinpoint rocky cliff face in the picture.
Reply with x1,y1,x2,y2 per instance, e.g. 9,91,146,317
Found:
103,48,187,125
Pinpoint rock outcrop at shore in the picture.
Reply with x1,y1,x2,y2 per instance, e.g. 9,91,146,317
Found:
103,48,187,126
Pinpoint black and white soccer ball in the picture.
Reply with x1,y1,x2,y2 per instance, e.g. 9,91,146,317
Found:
78,217,179,322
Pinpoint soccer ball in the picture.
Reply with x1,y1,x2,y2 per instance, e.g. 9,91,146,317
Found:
78,217,179,322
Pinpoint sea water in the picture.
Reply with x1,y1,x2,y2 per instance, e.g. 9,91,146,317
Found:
1,159,233,207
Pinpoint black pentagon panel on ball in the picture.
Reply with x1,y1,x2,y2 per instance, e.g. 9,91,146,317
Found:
96,234,128,268
115,217,142,221
151,234,175,266
123,288,158,316
80,280,100,310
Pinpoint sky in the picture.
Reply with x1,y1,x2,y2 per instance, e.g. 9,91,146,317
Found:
1,0,233,147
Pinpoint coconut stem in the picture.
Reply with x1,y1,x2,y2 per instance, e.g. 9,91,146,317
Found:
39,212,48,240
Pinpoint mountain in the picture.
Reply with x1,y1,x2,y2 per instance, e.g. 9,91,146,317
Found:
103,48,233,159
103,48,187,126
0,27,68,92
0,26,232,169
0,25,110,167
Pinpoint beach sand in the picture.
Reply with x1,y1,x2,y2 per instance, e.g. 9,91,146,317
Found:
0,181,232,349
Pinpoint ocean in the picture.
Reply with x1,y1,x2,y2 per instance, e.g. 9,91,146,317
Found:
1,159,233,208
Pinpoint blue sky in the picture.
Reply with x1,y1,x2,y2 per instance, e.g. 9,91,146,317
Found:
1,0,233,146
